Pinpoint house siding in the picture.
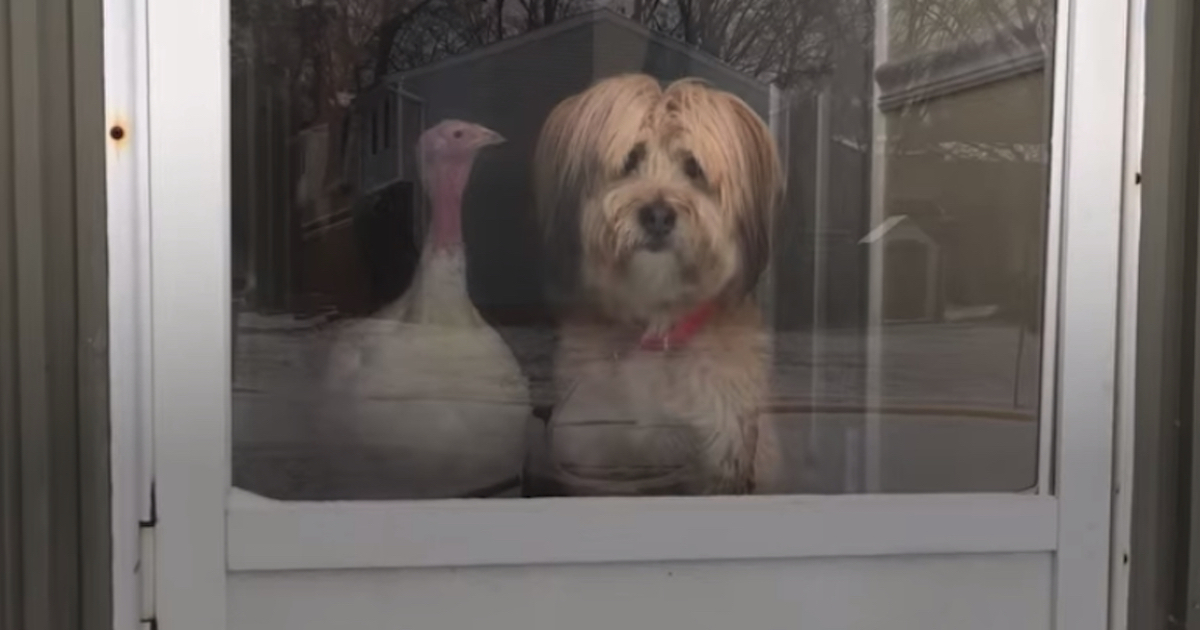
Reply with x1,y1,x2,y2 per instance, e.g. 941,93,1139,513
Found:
0,0,110,628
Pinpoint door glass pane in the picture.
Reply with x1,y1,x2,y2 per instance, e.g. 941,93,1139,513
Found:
230,0,1054,499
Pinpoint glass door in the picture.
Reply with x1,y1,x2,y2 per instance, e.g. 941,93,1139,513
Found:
112,0,1138,627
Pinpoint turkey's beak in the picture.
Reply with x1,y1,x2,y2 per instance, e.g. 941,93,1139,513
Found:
477,127,506,148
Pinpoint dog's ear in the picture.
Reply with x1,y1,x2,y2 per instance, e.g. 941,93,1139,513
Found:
736,199,770,298
534,75,662,310
726,93,784,297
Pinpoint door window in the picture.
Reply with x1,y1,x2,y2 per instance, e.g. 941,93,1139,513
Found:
228,0,1055,501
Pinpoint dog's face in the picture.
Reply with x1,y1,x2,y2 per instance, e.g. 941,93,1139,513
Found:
534,74,783,325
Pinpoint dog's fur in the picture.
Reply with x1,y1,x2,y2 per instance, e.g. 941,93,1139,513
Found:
532,74,785,495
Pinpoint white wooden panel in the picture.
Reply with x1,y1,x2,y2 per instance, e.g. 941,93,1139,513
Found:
145,0,230,627
228,490,1056,571
229,553,1052,630
103,0,151,625
1111,1,1146,628
1051,0,1133,628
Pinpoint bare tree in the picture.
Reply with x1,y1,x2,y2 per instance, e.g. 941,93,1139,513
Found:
889,0,1050,57
382,0,499,71
237,0,1051,130
233,0,428,126
365,0,843,84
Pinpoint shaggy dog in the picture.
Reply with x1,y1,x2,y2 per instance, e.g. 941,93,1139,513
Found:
530,73,784,496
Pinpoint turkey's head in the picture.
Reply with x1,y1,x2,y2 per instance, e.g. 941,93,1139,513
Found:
418,119,505,178
419,120,506,250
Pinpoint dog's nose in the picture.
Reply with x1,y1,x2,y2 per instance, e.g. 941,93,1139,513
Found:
638,203,676,238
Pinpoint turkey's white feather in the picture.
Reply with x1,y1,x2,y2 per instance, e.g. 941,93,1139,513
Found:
324,247,532,498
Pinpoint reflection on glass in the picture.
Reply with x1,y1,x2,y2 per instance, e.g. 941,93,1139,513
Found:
230,0,1054,500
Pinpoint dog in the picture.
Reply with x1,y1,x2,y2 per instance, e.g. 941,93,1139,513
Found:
529,73,785,496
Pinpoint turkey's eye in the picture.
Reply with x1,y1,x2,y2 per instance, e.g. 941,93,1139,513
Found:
453,129,464,139
623,144,645,175
682,155,705,182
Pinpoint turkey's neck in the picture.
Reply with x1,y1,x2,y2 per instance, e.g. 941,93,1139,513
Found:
426,159,473,251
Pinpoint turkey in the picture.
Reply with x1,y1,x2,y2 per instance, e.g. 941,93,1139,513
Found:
322,119,531,499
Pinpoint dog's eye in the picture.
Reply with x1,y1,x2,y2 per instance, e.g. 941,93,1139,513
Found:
683,156,705,181
623,144,645,175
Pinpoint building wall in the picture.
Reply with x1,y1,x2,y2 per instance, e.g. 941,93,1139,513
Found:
874,0,1051,326
882,71,1048,324
772,35,875,331
0,0,111,628
231,56,301,314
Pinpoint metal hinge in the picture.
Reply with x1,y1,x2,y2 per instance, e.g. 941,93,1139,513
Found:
139,482,158,630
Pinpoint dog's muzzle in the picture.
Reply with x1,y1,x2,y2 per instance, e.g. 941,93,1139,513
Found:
637,202,676,250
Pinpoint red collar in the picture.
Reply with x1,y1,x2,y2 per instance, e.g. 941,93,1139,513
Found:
638,301,718,351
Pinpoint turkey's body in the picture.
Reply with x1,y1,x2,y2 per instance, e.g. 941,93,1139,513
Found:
322,120,530,499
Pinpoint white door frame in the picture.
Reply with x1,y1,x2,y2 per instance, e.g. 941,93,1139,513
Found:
103,0,153,626
104,0,1143,628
